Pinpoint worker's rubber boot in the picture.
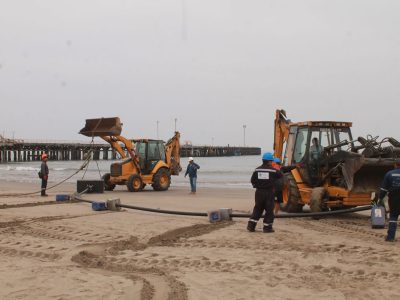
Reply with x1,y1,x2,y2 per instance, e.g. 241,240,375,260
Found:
263,225,275,233
385,236,395,242
247,221,256,232
386,220,397,242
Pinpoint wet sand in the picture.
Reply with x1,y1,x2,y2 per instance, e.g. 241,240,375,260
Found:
0,181,400,299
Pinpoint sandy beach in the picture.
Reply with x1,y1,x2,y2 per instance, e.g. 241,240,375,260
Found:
1,181,400,300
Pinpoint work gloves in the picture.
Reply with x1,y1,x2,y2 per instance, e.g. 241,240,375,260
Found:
373,198,390,212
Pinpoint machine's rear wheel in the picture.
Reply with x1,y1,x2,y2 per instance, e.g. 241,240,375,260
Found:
282,173,303,213
102,173,115,191
152,169,171,191
127,174,143,192
309,187,327,213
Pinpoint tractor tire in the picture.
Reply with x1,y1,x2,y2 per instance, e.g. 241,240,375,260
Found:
282,173,303,213
309,187,327,213
102,173,115,191
152,168,171,191
127,174,143,192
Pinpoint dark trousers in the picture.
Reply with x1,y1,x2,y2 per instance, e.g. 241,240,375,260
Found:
41,179,48,195
275,190,283,203
249,189,275,227
387,212,399,240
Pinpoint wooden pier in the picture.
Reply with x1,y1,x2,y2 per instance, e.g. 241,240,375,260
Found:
0,137,261,163
180,145,261,157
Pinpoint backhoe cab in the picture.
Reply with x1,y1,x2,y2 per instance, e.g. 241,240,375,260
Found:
79,117,181,192
274,110,400,212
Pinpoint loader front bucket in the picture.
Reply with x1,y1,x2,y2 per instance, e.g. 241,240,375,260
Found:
342,157,396,193
79,117,122,137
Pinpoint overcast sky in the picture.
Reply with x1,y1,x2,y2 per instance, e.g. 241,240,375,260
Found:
0,0,399,150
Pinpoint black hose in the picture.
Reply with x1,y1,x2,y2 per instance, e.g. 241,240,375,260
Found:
232,205,372,218
73,193,372,218
119,203,372,218
119,203,208,216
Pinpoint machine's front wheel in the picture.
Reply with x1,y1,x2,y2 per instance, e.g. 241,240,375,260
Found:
282,173,303,213
127,174,143,192
102,173,116,191
309,187,328,213
152,169,171,191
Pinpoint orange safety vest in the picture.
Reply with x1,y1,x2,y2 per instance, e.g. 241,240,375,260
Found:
271,162,281,170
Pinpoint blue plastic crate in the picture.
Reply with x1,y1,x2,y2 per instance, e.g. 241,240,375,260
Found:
56,194,70,201
92,201,107,211
207,210,221,223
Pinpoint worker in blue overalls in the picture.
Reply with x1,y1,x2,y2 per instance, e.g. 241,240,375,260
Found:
378,161,400,242
247,152,283,233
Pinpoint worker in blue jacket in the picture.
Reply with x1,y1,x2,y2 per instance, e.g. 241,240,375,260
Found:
247,152,283,233
185,157,200,194
378,161,400,242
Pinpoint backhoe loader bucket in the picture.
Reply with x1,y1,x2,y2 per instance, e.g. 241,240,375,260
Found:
79,117,122,137
341,157,397,193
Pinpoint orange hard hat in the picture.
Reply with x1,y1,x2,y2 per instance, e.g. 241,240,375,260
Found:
41,153,48,160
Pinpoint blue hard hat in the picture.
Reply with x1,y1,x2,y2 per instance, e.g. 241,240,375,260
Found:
262,152,274,161
273,157,281,164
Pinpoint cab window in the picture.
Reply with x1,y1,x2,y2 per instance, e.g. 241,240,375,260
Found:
310,128,331,148
135,142,146,169
334,128,352,151
283,126,297,166
293,128,309,163
148,141,162,160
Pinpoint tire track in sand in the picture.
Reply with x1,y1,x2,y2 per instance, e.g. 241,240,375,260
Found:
71,222,233,300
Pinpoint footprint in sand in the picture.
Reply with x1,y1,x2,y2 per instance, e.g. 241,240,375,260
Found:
181,261,190,267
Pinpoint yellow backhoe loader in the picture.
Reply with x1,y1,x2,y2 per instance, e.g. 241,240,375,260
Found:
273,110,400,212
79,117,181,192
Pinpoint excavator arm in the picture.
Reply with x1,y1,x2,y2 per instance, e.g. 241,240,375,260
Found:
165,131,182,175
273,109,290,160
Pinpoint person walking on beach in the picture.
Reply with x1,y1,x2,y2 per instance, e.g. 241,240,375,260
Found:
247,152,282,233
378,161,400,242
40,153,49,197
185,157,200,194
272,157,283,215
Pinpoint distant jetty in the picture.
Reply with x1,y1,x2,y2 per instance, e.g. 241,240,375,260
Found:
0,137,261,163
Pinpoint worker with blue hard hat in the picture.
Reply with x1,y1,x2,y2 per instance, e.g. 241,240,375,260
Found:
247,152,283,233
262,152,274,161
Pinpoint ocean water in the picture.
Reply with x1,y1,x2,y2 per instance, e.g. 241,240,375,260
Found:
0,156,261,188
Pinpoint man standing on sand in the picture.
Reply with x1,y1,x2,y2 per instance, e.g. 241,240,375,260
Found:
40,153,49,197
247,152,282,233
378,161,400,242
184,157,200,194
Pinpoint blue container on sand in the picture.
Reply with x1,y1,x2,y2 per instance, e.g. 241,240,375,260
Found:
92,201,107,211
207,210,221,223
56,194,70,201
